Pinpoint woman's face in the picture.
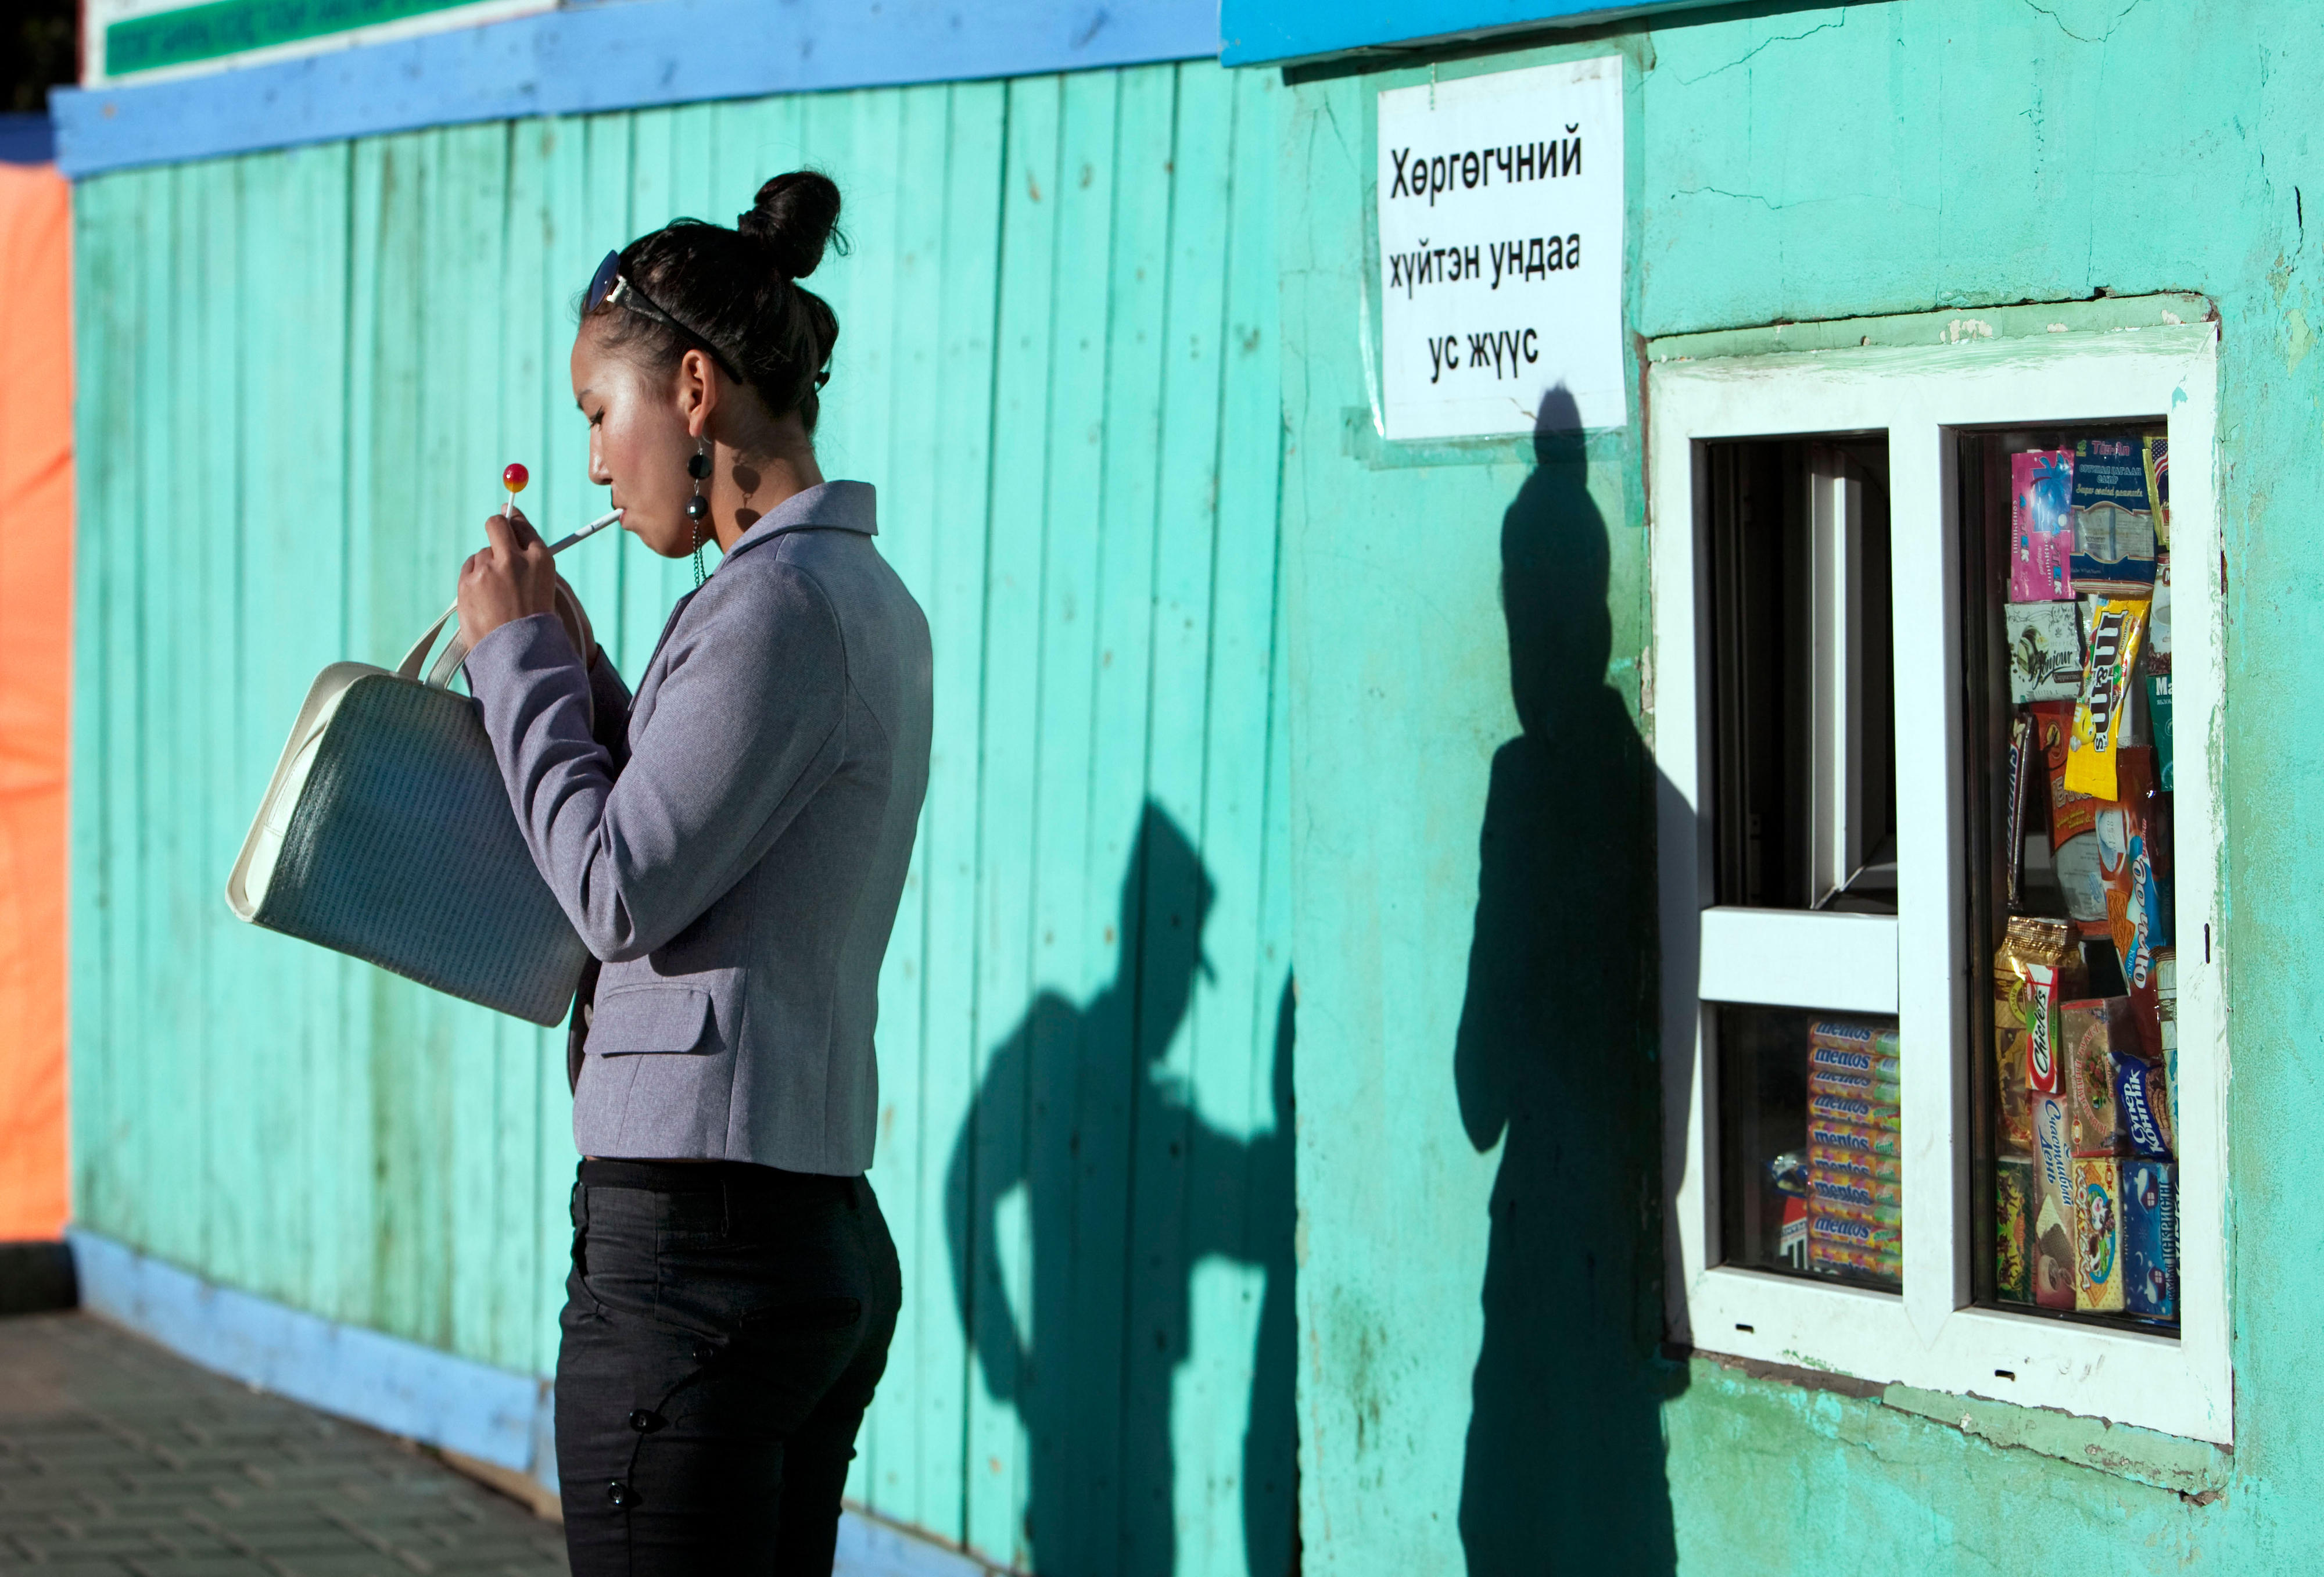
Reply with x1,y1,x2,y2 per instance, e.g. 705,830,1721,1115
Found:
571,318,697,558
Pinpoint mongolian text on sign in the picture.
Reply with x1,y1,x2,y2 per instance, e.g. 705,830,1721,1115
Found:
1376,57,1625,438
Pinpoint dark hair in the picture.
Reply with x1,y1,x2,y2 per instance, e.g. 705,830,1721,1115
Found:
587,170,847,431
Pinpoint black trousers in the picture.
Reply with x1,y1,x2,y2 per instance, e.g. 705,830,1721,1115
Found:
557,1158,902,1575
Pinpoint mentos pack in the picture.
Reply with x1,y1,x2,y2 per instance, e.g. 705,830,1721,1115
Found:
1809,1018,1902,1058
1809,1165,1902,1210
1810,1211,1900,1257
1809,1144,1902,1185
2122,1160,2178,1320
1809,1117,1901,1160
1809,1090,1899,1127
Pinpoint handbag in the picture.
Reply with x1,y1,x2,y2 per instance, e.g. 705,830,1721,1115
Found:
224,590,596,1027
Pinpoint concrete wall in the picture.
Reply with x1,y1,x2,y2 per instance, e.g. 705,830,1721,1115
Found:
1281,2,2315,1571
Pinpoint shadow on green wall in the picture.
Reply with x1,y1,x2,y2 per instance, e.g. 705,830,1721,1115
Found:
1455,388,1684,1575
947,803,1297,1576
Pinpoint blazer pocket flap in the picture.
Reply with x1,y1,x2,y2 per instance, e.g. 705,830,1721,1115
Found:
588,984,713,1055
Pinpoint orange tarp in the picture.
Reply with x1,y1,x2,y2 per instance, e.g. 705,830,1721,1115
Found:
0,163,72,1241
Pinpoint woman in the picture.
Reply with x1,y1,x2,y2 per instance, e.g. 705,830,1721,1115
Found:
453,171,933,1574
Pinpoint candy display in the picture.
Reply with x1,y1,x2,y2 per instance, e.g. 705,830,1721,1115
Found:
1984,428,2180,1331
2072,1157,2126,1313
1799,1014,1902,1286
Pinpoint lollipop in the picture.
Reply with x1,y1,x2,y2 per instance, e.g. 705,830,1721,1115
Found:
502,462,529,518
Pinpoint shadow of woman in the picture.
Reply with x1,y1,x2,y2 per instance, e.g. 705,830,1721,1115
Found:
945,803,1297,1576
1455,387,1683,1575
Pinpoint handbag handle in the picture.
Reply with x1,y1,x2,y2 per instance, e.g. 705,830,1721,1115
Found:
393,508,622,689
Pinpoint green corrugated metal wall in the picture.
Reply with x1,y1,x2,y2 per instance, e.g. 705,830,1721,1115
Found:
69,62,1291,1575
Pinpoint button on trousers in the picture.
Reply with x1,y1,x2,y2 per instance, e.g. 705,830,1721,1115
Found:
556,1158,901,1574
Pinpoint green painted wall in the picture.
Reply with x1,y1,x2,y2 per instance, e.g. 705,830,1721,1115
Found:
1281,2,2316,1572
69,62,1294,1575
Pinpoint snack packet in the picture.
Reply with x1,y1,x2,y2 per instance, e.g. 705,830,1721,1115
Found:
1810,1240,1901,1279
2032,700,2113,930
1809,1019,1900,1059
2143,436,2170,551
1809,1165,1903,1210
2070,435,2159,594
2063,597,2151,801
2062,997,2140,1156
2146,555,2172,673
2006,601,2083,702
1809,1143,1902,1185
2117,1053,2174,1160
1809,1089,1898,1127
2005,711,2035,911
2149,672,2174,791
1993,1029,2035,1155
1996,1155,2034,1303
2031,1094,2076,1310
2123,1159,2178,1320
1809,1116,1901,1159
1995,916,2084,1095
2073,1157,2126,1313
2010,449,2075,601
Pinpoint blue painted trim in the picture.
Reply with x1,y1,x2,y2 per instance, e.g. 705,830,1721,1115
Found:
0,113,56,165
69,1227,548,1474
65,1228,1000,1575
1221,0,1717,65
53,0,1220,178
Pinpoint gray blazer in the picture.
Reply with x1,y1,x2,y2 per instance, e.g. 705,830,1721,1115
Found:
467,481,931,1174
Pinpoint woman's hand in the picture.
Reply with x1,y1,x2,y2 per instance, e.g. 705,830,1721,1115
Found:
458,507,579,654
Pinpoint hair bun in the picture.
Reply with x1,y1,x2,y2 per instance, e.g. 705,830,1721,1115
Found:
738,171,845,279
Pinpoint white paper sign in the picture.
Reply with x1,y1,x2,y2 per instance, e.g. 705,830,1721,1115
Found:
1376,58,1626,438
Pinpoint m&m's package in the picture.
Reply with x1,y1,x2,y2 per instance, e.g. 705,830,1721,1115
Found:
2063,597,2151,801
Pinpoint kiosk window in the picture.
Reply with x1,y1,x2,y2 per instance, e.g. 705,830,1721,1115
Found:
1649,319,2226,1443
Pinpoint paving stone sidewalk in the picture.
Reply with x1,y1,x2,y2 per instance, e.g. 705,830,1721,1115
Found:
0,1311,567,1575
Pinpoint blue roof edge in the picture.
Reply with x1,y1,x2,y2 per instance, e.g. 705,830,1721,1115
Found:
1220,0,1717,66
53,0,1222,178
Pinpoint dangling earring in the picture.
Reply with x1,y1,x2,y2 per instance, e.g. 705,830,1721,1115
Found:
686,442,712,587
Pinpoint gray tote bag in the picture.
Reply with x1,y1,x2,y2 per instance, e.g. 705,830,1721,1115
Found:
224,601,591,1027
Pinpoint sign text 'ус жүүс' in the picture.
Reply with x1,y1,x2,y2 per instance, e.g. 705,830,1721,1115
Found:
1376,57,1626,439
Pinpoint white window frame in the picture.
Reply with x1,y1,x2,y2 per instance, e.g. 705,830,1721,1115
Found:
1649,322,2229,1445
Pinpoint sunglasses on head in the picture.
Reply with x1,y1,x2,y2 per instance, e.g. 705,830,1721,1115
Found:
583,250,744,382
584,249,831,392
